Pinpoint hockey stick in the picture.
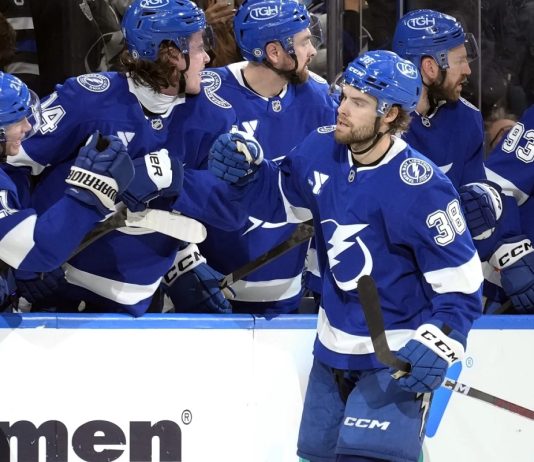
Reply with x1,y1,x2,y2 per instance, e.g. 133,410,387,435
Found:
220,220,314,288
358,274,534,421
68,207,207,260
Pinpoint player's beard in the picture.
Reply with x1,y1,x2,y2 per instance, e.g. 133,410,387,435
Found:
427,73,468,103
335,117,378,150
276,57,310,85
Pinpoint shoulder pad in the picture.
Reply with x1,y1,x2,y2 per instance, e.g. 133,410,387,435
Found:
201,70,232,109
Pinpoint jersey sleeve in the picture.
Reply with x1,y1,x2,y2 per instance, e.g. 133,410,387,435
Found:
0,187,104,272
459,105,486,185
393,176,483,335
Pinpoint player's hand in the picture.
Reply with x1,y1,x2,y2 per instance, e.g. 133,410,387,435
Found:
490,236,534,313
161,243,234,314
209,130,263,185
204,0,235,25
459,181,503,240
15,268,65,304
65,131,135,216
119,149,183,212
393,321,465,393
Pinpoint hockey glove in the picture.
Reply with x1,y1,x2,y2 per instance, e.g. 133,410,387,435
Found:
394,320,465,393
209,130,263,186
15,267,65,304
489,236,534,313
119,149,183,212
161,243,234,314
459,181,503,240
65,132,134,216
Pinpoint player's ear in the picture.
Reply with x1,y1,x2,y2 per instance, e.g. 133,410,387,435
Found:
265,41,282,64
383,106,399,125
420,56,439,82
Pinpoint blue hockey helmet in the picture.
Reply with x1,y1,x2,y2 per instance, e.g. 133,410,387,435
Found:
122,0,210,62
392,9,478,69
340,50,421,115
0,72,42,143
234,0,316,62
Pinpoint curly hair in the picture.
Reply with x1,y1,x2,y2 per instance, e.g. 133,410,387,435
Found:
117,42,180,93
388,106,412,134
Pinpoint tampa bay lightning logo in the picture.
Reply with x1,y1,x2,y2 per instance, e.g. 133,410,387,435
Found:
322,219,373,291
400,158,433,185
201,70,232,109
77,74,110,93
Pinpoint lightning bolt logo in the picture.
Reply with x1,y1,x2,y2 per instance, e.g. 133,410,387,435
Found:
400,158,433,186
323,219,373,291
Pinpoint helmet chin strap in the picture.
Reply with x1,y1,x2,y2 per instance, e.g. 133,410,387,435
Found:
264,53,300,83
350,118,384,156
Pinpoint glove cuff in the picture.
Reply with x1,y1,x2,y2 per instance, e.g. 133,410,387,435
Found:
489,236,534,269
66,166,118,211
162,243,207,286
412,323,465,366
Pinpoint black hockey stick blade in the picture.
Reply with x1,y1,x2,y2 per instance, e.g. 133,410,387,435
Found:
220,220,314,288
358,275,410,373
359,275,534,420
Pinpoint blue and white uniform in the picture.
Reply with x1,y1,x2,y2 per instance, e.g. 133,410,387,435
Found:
0,168,104,272
199,128,483,367
190,62,337,313
7,72,193,315
403,97,485,189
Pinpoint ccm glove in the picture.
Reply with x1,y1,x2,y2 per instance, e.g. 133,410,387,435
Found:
161,243,234,314
15,268,65,304
65,132,134,216
394,320,466,393
119,149,183,212
490,236,534,313
209,130,263,185
459,181,503,240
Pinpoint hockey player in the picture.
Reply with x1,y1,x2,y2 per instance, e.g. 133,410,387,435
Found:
459,105,534,313
204,50,483,461
392,9,484,190
175,0,337,315
0,71,135,306
6,0,231,316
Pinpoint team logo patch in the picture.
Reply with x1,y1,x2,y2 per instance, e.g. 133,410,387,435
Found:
407,16,436,30
396,61,418,79
77,74,110,93
250,5,279,20
140,0,170,8
317,125,336,134
309,72,327,85
201,70,232,109
400,158,433,185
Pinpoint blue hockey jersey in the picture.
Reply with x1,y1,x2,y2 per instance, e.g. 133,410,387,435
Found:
403,97,485,189
183,130,483,369
7,72,200,315
0,167,105,272
187,62,337,313
478,105,534,296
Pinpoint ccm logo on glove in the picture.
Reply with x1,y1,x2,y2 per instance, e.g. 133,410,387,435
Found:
163,244,207,284
490,239,534,268
413,324,464,365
